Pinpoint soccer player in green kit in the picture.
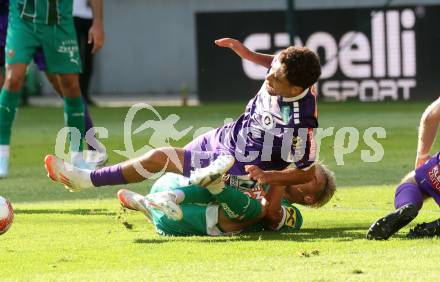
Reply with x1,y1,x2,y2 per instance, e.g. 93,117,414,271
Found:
0,0,104,177
118,155,335,236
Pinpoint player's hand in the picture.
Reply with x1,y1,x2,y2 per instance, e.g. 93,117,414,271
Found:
415,154,430,168
215,38,242,51
245,165,269,185
88,22,105,54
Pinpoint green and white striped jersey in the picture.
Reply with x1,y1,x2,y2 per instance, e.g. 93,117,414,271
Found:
12,0,73,25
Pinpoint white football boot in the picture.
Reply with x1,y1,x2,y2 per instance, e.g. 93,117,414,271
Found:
117,189,153,222
0,145,9,178
190,154,235,194
45,155,93,192
144,191,183,221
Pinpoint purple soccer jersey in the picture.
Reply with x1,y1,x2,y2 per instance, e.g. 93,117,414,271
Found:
183,56,318,176
0,0,46,69
415,152,440,206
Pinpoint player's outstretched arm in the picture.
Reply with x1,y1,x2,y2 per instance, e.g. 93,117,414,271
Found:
246,165,315,186
215,38,274,68
416,97,440,168
89,0,105,53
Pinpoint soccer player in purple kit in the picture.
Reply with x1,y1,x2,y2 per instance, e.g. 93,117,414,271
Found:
45,37,326,204
367,97,440,239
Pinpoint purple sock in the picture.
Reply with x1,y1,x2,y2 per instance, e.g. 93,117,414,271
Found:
394,182,424,210
90,164,127,187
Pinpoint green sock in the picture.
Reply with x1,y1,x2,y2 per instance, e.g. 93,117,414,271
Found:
64,96,85,152
0,89,21,145
177,185,214,204
213,185,262,221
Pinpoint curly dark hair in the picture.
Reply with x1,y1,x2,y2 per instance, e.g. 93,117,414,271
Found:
278,47,321,90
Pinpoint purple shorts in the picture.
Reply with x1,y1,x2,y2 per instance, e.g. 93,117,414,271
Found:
182,129,290,177
183,129,226,177
0,15,46,70
415,152,440,206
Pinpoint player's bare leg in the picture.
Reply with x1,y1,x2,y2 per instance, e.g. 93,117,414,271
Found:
0,70,4,87
2,64,26,92
0,63,27,178
121,147,186,182
45,73,63,95
45,147,186,191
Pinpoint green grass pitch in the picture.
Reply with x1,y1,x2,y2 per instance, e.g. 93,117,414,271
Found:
0,102,440,281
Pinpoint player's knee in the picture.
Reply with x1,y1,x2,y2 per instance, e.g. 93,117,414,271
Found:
62,83,81,98
399,171,416,185
4,70,25,91
59,76,81,97
147,147,183,164
45,74,62,95
141,149,169,170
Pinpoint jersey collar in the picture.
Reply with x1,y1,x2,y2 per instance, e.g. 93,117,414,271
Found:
281,88,309,102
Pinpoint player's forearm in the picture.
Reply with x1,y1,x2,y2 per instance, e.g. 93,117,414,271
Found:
89,0,103,24
240,50,274,69
217,38,274,68
417,117,439,156
229,43,273,68
265,166,315,186
263,185,285,229
417,98,440,156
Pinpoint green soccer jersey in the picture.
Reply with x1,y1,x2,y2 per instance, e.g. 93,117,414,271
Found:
226,175,303,233
150,173,303,236
12,0,73,25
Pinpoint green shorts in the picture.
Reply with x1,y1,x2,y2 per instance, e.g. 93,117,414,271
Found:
149,173,223,236
150,204,222,236
5,15,81,74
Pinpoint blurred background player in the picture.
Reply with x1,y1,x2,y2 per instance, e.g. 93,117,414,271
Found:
73,0,97,106
44,39,322,199
0,0,106,176
0,0,7,86
0,0,104,178
367,97,440,240
117,155,318,236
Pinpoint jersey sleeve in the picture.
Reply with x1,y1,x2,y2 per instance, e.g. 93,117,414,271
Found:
276,203,303,233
